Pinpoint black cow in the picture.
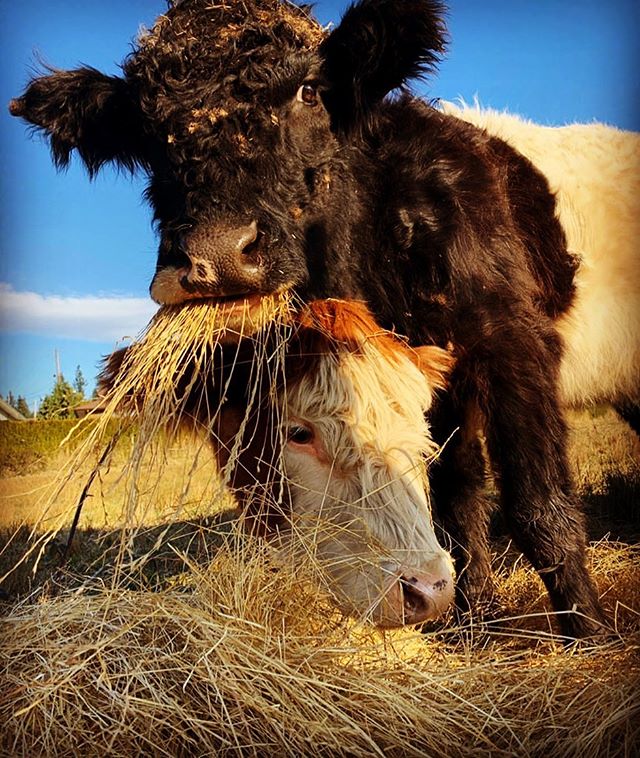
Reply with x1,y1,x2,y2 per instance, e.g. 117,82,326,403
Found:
12,0,638,639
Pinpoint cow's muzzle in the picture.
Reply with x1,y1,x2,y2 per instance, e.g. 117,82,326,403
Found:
377,557,455,628
150,220,265,305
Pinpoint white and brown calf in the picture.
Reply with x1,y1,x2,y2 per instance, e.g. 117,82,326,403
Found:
103,299,455,629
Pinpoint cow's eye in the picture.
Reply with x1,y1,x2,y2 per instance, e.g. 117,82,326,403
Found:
287,424,314,445
296,84,318,107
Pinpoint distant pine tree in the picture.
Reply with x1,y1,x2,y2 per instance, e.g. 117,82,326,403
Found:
38,376,82,419
16,396,32,418
73,365,87,399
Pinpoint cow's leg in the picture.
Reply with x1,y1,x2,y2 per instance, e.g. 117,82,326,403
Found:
431,395,495,616
478,316,606,640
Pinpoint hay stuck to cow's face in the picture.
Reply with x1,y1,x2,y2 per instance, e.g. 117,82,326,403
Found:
99,299,454,628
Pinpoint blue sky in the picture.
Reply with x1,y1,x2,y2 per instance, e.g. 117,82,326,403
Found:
1,0,638,411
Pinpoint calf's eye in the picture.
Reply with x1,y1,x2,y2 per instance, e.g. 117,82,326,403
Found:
287,424,314,445
296,84,318,107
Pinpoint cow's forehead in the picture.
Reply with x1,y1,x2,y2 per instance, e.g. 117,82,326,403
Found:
287,345,436,470
283,300,438,468
123,0,326,170
127,0,324,93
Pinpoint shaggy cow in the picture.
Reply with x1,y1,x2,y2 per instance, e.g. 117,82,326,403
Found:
101,299,455,628
11,0,639,638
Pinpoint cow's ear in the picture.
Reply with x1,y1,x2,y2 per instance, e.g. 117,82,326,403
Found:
411,344,454,392
319,0,447,131
9,67,146,176
98,347,132,396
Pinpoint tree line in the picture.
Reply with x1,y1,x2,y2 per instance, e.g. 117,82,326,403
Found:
2,365,91,420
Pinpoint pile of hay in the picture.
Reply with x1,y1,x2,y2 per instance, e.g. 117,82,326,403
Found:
2,299,639,756
2,537,639,757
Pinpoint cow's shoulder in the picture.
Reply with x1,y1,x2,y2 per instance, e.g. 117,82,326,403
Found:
369,98,576,319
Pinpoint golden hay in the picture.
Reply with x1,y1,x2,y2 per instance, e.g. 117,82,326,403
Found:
2,537,639,758
1,297,639,756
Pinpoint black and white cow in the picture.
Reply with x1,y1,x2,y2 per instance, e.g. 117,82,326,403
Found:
11,0,639,638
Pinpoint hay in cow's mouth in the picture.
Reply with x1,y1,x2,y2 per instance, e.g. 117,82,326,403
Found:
149,264,293,334
169,291,291,337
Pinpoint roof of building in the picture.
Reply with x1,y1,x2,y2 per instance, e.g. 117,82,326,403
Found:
0,398,27,421
72,398,110,417
73,399,104,411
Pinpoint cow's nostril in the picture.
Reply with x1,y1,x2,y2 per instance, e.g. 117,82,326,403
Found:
233,220,264,278
241,229,263,260
400,576,429,618
235,220,258,252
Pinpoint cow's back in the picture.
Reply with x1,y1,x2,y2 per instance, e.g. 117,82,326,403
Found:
441,101,640,408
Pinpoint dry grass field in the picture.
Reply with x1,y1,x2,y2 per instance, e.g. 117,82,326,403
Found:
0,407,638,757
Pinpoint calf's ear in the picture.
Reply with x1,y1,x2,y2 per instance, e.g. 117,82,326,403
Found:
319,0,447,131
9,68,146,176
412,344,455,392
98,347,132,396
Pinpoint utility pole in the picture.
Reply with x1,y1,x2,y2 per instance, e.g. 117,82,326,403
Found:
54,349,62,383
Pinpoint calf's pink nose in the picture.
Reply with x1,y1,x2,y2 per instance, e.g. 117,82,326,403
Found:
381,563,454,628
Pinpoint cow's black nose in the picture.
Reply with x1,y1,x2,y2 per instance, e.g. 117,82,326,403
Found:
150,220,266,305
187,219,263,295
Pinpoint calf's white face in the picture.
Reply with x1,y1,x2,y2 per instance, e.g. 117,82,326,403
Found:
99,299,454,628
246,302,456,628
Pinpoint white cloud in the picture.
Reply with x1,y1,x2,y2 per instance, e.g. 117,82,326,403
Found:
0,283,158,343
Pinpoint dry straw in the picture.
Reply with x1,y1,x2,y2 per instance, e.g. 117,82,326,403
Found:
2,540,639,757
1,296,639,756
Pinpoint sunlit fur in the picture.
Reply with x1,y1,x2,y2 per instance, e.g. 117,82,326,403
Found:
278,303,453,624
440,101,640,409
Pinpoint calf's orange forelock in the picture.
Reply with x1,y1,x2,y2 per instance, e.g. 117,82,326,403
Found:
295,299,454,390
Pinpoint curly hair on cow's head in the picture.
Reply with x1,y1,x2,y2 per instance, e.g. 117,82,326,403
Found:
126,0,326,165
10,0,448,319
